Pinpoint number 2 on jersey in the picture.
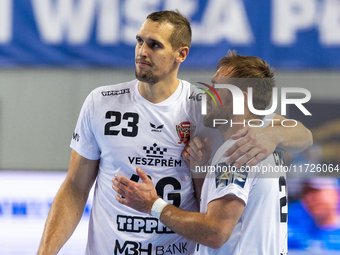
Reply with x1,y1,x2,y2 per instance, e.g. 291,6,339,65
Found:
279,176,288,223
104,111,139,137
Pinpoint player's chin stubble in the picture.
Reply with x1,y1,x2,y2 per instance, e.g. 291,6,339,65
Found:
135,69,159,85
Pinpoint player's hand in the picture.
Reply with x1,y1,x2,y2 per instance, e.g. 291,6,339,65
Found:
112,167,159,215
182,136,212,169
225,126,277,168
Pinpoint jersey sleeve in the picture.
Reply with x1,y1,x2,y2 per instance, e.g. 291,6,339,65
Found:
70,91,101,160
207,167,259,205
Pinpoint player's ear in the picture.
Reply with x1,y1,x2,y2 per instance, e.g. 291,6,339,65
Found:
175,47,189,63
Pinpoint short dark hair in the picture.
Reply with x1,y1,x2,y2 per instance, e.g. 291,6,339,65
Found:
147,10,192,50
217,50,275,111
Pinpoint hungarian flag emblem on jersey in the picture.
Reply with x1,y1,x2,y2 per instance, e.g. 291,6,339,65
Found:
176,121,196,144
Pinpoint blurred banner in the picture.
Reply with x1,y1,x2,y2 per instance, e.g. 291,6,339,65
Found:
0,171,93,255
1,0,340,68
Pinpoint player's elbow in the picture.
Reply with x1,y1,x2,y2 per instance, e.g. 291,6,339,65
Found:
204,230,231,249
298,128,313,153
307,129,313,148
205,240,225,249
297,124,313,152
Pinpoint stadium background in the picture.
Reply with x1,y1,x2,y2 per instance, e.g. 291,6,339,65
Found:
1,0,340,254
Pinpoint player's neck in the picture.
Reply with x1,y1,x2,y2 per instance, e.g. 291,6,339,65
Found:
138,77,180,104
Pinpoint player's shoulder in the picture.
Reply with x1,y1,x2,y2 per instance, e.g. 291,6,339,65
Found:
219,138,239,152
180,79,191,87
178,79,200,93
182,80,202,94
211,139,238,165
90,79,137,97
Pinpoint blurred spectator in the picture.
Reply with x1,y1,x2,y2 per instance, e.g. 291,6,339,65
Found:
288,178,340,251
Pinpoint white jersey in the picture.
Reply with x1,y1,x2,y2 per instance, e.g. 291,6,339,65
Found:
197,139,288,255
70,79,221,255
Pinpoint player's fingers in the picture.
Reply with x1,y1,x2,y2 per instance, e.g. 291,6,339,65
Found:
246,146,272,167
114,174,130,186
230,126,250,140
182,151,191,168
182,142,191,159
225,140,253,165
136,167,151,184
232,147,261,168
112,179,125,196
224,137,249,157
203,137,212,154
192,136,204,150
115,194,127,205
188,140,203,160
246,152,266,168
190,150,202,161
182,151,190,161
183,142,200,161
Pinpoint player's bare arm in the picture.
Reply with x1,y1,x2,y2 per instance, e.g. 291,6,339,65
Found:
112,167,244,249
182,137,212,204
225,114,312,168
160,193,244,249
37,150,99,255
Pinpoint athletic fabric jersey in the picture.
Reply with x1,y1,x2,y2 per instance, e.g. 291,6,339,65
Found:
70,79,221,255
197,139,288,255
